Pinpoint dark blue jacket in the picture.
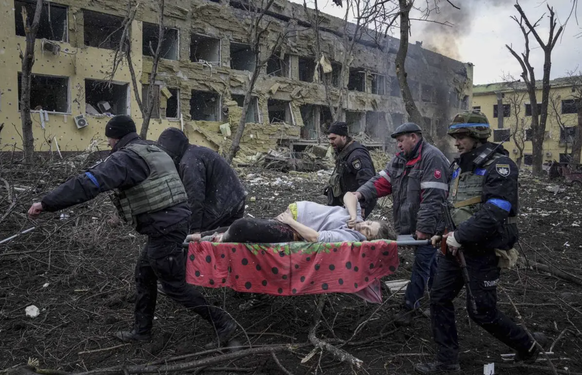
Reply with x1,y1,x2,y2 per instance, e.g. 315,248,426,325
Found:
157,128,247,232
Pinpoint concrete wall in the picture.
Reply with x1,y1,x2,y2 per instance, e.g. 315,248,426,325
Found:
0,0,472,158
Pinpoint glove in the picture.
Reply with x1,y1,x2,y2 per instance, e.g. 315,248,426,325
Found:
446,232,462,248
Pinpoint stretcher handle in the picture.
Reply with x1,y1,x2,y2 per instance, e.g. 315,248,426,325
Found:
181,239,430,248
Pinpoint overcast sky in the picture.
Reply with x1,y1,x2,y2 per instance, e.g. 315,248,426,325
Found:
295,0,582,84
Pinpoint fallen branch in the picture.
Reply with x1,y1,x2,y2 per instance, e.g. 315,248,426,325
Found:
73,344,308,375
307,296,363,369
529,261,582,286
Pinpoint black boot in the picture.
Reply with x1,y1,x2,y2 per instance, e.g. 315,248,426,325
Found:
204,310,237,349
114,330,152,343
515,332,548,363
415,361,461,374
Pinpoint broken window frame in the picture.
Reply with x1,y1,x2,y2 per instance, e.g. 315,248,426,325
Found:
85,79,130,116
472,106,481,112
17,73,70,114
365,111,388,140
165,88,180,119
298,57,315,83
83,10,125,51
371,74,386,95
229,42,256,72
190,90,221,122
190,33,221,66
267,99,293,125
232,94,260,124
14,0,68,42
389,77,400,97
347,68,365,92
266,53,290,78
299,104,318,140
142,22,180,60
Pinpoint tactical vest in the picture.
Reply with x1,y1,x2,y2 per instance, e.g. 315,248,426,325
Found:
448,154,516,227
328,141,364,197
111,143,187,225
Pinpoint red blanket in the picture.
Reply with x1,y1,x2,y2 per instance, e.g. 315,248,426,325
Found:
186,240,399,303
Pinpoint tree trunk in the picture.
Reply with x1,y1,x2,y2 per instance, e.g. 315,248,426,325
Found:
139,0,165,140
19,0,44,163
395,0,432,143
572,100,582,165
226,53,261,164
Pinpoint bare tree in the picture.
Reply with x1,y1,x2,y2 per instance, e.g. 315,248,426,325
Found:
502,77,528,168
108,0,166,140
506,4,564,176
308,0,398,124
226,0,290,163
18,0,44,162
549,93,573,161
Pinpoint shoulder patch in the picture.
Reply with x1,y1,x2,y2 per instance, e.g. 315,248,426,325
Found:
496,163,511,177
352,159,362,170
434,169,442,179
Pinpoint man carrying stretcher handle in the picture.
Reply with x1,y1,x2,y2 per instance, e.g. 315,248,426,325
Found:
205,193,392,244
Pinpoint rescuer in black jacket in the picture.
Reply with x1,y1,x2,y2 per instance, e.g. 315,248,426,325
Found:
157,128,246,239
324,122,376,218
28,116,236,347
415,111,546,374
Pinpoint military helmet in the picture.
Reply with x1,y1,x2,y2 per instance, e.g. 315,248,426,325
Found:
390,122,422,139
448,110,491,140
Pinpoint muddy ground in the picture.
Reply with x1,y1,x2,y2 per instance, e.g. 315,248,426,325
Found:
1,153,581,375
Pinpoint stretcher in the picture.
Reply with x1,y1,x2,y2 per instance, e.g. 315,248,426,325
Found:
184,236,429,303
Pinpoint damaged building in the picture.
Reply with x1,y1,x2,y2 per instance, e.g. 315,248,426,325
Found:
0,0,472,158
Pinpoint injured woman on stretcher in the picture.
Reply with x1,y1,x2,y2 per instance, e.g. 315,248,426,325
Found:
185,193,398,303
196,192,392,244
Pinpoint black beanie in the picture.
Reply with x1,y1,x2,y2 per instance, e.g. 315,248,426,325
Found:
327,121,349,137
105,115,137,139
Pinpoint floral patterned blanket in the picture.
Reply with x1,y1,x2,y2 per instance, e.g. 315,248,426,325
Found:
185,240,399,303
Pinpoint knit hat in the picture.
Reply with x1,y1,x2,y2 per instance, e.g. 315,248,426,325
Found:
327,121,349,136
105,115,137,139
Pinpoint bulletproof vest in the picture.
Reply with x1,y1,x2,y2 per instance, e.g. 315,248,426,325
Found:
111,143,187,225
328,141,360,197
448,154,502,227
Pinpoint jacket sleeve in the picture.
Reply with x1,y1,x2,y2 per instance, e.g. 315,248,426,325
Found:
180,157,207,232
454,157,518,245
41,151,149,212
415,152,450,235
356,164,392,203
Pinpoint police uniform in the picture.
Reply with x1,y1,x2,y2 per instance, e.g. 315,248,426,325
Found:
327,140,377,217
416,111,542,374
38,116,235,344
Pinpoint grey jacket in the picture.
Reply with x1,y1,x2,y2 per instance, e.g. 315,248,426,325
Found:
357,139,450,235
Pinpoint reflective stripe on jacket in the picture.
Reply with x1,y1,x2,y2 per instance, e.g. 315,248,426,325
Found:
357,139,450,235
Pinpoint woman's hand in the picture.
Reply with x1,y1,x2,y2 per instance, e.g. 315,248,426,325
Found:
347,216,357,228
276,210,294,224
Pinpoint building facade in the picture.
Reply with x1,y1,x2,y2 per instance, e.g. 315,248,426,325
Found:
1,0,472,157
473,78,580,165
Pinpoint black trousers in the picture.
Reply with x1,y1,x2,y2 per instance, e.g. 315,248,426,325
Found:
221,218,296,243
199,198,246,233
430,251,533,364
134,222,227,334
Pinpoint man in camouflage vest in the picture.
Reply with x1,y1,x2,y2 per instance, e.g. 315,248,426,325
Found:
325,121,376,218
415,111,546,374
28,115,236,347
